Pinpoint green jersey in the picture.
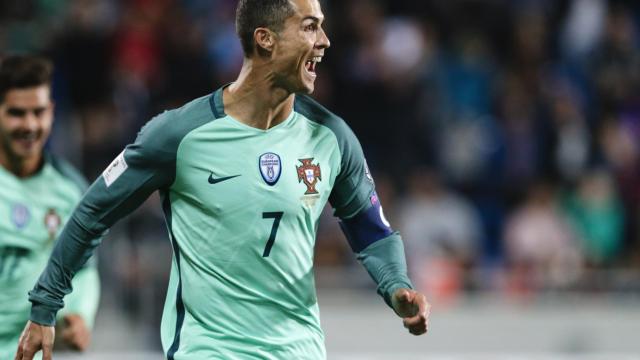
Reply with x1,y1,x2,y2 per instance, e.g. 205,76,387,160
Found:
0,155,100,358
29,87,413,359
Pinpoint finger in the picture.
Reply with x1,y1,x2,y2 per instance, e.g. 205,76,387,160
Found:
403,314,426,328
403,316,428,334
64,326,89,350
61,326,74,342
19,346,34,360
14,341,23,360
42,344,53,360
81,329,91,350
41,335,55,360
398,288,411,302
403,307,429,335
411,295,431,326
65,334,82,350
409,324,428,335
395,290,419,317
15,327,28,360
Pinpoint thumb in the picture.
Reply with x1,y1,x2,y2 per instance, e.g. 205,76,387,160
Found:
396,288,412,303
392,288,418,317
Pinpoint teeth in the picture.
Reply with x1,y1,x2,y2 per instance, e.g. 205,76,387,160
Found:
16,133,37,141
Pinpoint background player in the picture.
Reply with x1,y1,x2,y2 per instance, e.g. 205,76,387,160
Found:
16,0,429,359
0,55,100,359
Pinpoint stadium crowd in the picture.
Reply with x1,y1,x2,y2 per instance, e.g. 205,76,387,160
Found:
1,0,639,313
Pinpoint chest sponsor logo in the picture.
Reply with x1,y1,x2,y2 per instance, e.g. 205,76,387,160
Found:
259,152,282,186
296,158,322,195
11,203,30,229
44,208,62,241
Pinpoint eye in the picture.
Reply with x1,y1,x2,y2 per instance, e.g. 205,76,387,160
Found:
7,108,26,117
304,23,317,32
33,107,47,117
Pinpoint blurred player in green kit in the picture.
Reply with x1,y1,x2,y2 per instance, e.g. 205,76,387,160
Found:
0,55,99,359
17,0,430,359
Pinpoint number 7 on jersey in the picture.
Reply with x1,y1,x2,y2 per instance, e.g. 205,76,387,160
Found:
262,211,283,257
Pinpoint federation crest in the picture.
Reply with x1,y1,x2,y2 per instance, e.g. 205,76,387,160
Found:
296,158,322,195
259,152,282,186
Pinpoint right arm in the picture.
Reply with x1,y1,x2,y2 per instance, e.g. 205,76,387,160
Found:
16,111,178,360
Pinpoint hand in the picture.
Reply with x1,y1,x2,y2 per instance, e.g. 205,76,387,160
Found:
15,320,55,360
61,314,91,351
391,288,431,336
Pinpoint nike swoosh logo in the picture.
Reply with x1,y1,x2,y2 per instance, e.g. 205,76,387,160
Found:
208,173,241,184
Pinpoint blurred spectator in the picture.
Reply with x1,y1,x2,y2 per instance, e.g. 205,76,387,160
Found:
496,72,545,199
503,183,582,294
561,0,607,60
599,117,640,262
563,169,624,266
589,5,640,116
545,79,592,183
399,169,482,303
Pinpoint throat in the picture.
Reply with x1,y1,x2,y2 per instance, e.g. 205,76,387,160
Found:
224,85,295,130
0,153,42,178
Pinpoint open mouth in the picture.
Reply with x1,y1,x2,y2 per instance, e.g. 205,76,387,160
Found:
12,132,39,148
304,56,322,76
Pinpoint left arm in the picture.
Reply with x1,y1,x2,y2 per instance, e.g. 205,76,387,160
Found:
327,119,430,335
339,197,430,335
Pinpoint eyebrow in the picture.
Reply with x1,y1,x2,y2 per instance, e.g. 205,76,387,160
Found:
302,16,323,23
6,106,48,115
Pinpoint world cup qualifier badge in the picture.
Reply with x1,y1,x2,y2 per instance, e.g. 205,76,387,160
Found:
296,158,322,195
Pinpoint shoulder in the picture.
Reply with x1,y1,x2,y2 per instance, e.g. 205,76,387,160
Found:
294,94,360,148
135,93,217,151
47,154,89,192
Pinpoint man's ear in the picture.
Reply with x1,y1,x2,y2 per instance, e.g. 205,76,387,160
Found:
254,28,276,55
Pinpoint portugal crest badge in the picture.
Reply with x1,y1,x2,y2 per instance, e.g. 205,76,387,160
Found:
296,158,322,195
259,152,282,186
44,208,61,241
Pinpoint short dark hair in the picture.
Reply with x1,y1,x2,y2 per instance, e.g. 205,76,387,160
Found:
236,0,296,56
0,55,53,103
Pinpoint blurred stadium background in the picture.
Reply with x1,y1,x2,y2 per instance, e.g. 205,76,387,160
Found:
2,0,640,358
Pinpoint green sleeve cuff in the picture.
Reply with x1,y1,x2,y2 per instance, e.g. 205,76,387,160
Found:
57,266,100,329
30,303,59,326
356,234,415,308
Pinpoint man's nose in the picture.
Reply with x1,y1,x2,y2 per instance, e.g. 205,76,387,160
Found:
23,112,40,132
317,28,331,49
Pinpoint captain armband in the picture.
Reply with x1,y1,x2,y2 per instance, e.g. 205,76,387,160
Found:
339,192,394,253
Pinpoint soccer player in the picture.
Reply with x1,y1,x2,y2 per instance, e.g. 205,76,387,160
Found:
16,0,430,359
0,55,100,359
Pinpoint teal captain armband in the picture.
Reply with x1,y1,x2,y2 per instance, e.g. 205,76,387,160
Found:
356,234,414,307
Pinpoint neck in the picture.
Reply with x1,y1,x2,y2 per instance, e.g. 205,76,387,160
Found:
0,149,42,178
224,58,295,130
